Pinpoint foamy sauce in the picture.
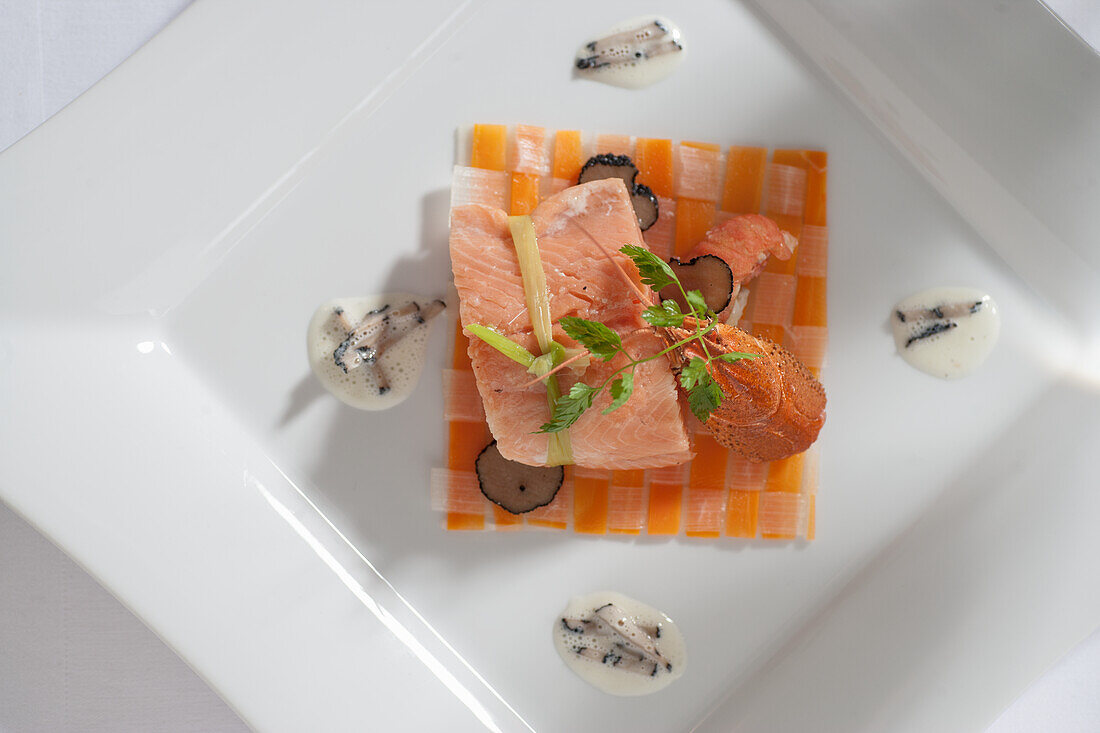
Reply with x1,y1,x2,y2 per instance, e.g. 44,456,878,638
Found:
553,591,686,696
574,16,686,90
307,294,444,410
891,287,1000,379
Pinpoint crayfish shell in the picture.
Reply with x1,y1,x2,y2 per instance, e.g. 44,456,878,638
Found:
664,321,826,462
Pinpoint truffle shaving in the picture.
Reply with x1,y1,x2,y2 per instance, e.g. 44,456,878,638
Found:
475,441,564,514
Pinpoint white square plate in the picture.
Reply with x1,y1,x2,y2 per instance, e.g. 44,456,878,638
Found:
3,1,1099,730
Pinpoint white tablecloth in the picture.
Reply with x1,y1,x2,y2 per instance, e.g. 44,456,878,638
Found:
1,2,1097,731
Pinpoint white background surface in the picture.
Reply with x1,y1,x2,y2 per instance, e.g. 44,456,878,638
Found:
1,1,1097,731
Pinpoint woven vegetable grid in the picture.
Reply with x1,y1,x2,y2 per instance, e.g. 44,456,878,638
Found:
433,124,827,539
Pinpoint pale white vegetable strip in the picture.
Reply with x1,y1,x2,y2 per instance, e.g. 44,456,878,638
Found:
442,369,485,422
763,163,807,217
508,214,573,465
430,468,487,515
450,165,509,211
674,144,723,201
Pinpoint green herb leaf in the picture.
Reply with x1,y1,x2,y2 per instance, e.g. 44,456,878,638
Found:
686,376,724,423
559,317,622,361
620,244,676,292
642,299,686,328
539,382,598,433
685,289,709,320
678,356,710,391
602,372,635,414
715,351,759,363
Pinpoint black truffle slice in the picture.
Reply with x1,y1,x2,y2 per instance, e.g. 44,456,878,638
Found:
630,183,659,231
577,155,661,232
658,255,735,313
475,441,564,514
578,153,639,188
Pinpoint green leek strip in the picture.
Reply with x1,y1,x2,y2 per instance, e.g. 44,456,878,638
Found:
464,324,535,368
508,215,573,466
508,216,555,354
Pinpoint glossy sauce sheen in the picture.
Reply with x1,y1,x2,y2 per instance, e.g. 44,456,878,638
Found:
574,16,686,89
553,591,686,696
307,294,441,410
891,286,1000,379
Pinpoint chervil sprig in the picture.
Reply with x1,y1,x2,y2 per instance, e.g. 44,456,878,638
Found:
535,246,756,433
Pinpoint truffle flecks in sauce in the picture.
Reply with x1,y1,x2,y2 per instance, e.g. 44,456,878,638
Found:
307,294,445,410
891,287,1000,379
553,591,686,696
574,16,686,89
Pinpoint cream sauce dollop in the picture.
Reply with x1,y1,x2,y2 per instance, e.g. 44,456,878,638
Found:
307,294,444,410
891,286,1000,379
553,591,686,696
574,16,686,90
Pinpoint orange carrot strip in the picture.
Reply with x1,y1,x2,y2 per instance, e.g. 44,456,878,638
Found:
509,172,540,215
448,422,489,472
793,150,828,227
683,141,721,152
595,133,634,156
471,124,507,171
551,130,584,182
613,469,646,486
446,422,490,530
807,495,816,540
722,146,768,214
763,222,801,275
725,454,765,537
673,198,716,257
646,481,682,535
764,153,807,276
725,490,759,538
684,434,729,538
765,453,805,493
792,276,827,328
573,469,610,534
689,434,728,491
753,323,785,345
447,513,486,531
789,150,828,333
635,138,674,198
493,504,524,528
